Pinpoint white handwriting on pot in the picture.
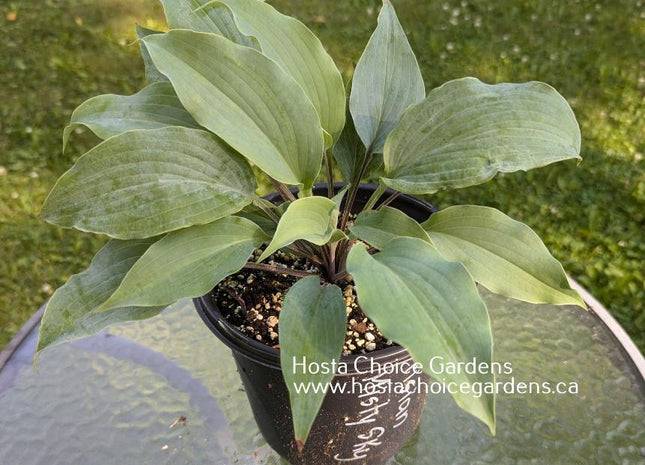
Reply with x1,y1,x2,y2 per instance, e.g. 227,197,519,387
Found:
334,370,392,462
334,427,385,462
393,372,417,428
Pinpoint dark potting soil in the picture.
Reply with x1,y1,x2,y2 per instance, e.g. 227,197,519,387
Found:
210,251,394,356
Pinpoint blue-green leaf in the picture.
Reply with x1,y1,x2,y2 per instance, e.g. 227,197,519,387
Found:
142,30,324,189
43,127,256,239
159,0,260,49
136,25,170,84
62,82,200,151
347,238,495,433
36,239,166,359
383,78,581,194
214,0,346,142
350,0,425,153
100,217,267,310
423,205,585,307
280,276,346,445
349,206,432,250
258,196,339,262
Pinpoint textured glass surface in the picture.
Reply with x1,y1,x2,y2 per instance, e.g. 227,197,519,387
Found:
0,292,643,465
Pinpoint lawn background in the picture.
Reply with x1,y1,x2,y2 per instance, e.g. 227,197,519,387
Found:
1,0,644,351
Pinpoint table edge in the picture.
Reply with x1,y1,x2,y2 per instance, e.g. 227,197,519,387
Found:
567,276,645,380
2,281,644,381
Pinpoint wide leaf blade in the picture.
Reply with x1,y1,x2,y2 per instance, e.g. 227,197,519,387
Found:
159,0,259,49
383,78,581,194
142,30,324,189
349,206,431,250
423,205,585,306
62,82,200,150
280,276,346,447
100,217,267,310
258,196,338,262
36,239,166,359
211,0,346,142
347,237,495,433
136,25,170,84
350,0,425,153
42,127,256,239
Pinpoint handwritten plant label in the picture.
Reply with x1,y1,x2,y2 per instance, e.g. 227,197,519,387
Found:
332,357,427,463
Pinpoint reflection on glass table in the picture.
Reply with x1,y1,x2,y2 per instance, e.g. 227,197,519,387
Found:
0,290,644,465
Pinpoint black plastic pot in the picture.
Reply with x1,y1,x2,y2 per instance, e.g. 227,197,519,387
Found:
194,184,436,465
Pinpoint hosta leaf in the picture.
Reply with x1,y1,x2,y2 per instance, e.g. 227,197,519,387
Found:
42,127,256,239
280,276,346,446
62,82,200,151
347,238,495,433
349,206,431,250
332,103,383,183
258,196,338,262
100,217,267,310
350,0,425,153
142,30,324,189
333,103,366,182
136,25,170,84
383,78,581,194
36,239,166,359
422,205,585,306
159,0,259,49
208,0,346,142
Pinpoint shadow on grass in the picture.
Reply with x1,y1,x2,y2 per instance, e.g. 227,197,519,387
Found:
0,0,164,348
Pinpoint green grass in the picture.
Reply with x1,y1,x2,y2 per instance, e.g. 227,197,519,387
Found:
1,0,643,351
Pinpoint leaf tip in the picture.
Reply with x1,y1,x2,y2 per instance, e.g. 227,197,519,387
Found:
488,421,496,436
62,124,74,153
32,352,41,373
256,249,271,263
574,293,588,310
295,438,305,454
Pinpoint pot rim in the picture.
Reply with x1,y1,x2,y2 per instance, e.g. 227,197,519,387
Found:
194,183,438,374
194,294,414,374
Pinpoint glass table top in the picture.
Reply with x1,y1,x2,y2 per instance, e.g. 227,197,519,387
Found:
1,292,643,465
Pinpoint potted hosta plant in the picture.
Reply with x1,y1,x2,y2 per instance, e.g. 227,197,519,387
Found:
37,0,586,463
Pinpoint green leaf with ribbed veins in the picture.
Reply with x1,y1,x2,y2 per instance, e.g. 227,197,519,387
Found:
258,196,338,262
159,0,259,49
100,217,268,310
383,78,581,194
350,0,425,153
142,30,324,189
423,205,585,307
42,127,256,239
62,82,200,151
36,239,166,360
347,238,495,433
136,25,170,84
349,206,432,250
280,276,346,446
198,0,346,142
